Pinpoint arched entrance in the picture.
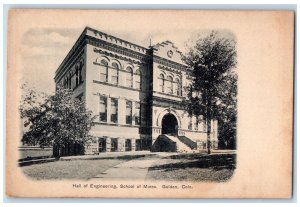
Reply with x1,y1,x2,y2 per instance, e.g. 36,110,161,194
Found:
161,113,178,136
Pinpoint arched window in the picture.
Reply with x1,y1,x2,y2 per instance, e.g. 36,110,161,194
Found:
174,78,181,96
64,77,67,89
126,66,133,87
68,73,71,89
159,74,164,92
165,76,173,94
75,65,79,87
111,62,119,85
79,62,83,84
135,69,141,90
100,59,108,82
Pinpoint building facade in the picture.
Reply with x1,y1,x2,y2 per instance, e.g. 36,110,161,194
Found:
54,27,218,154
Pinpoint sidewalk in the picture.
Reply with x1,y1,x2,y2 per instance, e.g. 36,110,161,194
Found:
89,157,159,180
60,150,236,161
59,151,157,161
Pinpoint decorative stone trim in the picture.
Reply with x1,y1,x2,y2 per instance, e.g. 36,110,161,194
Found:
153,55,189,71
86,26,148,54
157,64,182,75
154,91,184,98
92,80,145,93
93,92,148,104
87,36,149,62
93,61,144,75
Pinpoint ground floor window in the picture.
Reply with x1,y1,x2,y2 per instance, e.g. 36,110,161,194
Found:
111,138,118,152
188,116,192,130
98,138,106,152
125,139,132,151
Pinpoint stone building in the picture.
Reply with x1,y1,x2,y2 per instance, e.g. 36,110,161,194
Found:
54,27,218,154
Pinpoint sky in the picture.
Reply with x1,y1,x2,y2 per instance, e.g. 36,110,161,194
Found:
19,10,235,95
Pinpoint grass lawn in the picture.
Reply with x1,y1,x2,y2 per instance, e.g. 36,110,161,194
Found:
19,148,53,160
146,153,236,182
22,159,126,180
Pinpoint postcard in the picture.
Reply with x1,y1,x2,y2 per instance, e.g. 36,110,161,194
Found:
6,9,294,198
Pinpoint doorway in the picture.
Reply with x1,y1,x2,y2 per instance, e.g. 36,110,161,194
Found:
161,113,178,136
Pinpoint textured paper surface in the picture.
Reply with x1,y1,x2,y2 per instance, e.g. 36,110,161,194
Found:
6,10,294,198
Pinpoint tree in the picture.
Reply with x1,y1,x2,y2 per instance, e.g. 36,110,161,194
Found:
20,86,95,157
183,31,237,154
214,70,237,149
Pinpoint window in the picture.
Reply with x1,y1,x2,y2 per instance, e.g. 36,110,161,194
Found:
126,66,133,87
195,118,198,131
71,74,76,90
98,138,106,152
64,78,67,89
68,73,72,89
126,101,132,125
111,62,119,85
111,138,118,152
135,102,140,125
125,139,132,151
159,74,164,92
79,63,83,84
111,98,118,123
75,65,79,87
188,116,192,130
165,76,173,94
99,96,107,122
100,59,108,82
135,69,141,90
174,78,181,96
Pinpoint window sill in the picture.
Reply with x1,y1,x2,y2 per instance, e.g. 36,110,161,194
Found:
93,80,143,92
94,122,140,128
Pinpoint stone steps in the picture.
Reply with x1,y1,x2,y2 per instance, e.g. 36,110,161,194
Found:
162,135,193,153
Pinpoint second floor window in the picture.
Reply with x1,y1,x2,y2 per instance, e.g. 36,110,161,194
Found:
75,65,79,87
126,101,132,125
165,76,173,94
99,96,107,122
195,118,199,131
111,98,118,123
79,63,83,84
126,66,133,88
135,102,140,125
174,78,181,96
68,73,71,89
188,116,192,130
135,69,141,90
100,59,108,82
159,74,164,92
111,62,119,85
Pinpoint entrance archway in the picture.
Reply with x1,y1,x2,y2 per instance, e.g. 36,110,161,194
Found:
161,113,178,136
